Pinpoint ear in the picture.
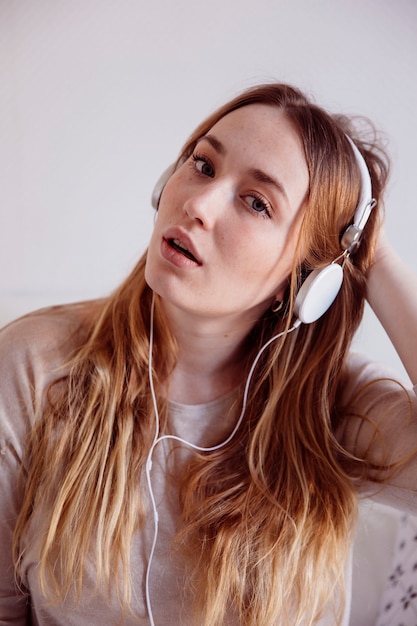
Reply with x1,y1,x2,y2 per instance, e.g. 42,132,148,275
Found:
274,288,286,303
273,277,290,304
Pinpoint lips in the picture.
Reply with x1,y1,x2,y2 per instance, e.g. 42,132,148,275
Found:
162,229,202,266
169,238,199,263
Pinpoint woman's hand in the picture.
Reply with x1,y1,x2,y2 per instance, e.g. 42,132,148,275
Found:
366,229,417,385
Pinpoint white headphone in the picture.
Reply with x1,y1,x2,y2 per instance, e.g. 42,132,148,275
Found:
151,136,376,325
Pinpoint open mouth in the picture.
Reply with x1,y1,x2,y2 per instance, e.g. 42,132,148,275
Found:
169,238,199,263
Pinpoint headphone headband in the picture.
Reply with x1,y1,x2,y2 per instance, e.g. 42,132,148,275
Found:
341,136,376,253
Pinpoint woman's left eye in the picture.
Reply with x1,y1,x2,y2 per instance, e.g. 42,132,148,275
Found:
244,194,271,217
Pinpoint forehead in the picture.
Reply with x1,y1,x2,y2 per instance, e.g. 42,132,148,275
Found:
209,103,301,148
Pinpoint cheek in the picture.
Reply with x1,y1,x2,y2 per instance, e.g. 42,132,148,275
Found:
146,224,161,265
233,226,299,294
223,232,284,285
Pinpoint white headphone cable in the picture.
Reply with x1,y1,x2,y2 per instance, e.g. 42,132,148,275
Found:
145,294,301,625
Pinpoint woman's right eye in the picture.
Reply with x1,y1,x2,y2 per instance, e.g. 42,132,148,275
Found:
192,154,215,178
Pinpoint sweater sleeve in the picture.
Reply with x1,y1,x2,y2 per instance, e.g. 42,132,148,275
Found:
338,353,417,514
0,305,87,624
0,316,41,623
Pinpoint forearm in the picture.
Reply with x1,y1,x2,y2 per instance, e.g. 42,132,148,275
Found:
366,236,417,386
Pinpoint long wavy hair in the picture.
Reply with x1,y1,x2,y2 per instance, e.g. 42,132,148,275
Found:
14,83,391,625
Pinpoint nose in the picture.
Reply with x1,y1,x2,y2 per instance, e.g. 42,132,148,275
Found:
183,180,231,229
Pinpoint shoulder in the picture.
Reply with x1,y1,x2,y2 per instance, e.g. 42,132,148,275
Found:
0,300,103,430
341,351,415,403
0,299,102,368
0,299,100,339
337,351,416,456
339,354,417,514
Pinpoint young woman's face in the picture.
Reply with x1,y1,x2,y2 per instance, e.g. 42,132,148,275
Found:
145,104,309,326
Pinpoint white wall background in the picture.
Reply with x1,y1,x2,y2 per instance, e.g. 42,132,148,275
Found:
1,0,416,384
0,2,416,623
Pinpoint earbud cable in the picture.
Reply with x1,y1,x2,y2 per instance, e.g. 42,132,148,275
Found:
145,294,301,625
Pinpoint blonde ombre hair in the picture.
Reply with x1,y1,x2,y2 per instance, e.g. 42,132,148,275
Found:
14,84,391,625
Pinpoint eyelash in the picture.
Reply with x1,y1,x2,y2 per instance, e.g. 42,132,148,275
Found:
190,152,272,219
191,153,215,178
244,193,271,218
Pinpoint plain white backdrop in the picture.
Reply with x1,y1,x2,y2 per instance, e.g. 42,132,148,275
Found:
0,2,416,623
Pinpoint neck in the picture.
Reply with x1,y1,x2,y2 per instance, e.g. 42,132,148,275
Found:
159,301,258,405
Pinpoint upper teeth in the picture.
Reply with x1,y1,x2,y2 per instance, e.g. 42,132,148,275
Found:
173,239,189,253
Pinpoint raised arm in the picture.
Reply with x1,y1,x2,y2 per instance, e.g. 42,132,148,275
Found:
366,231,417,386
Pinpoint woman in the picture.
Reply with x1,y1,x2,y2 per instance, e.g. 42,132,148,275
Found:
1,83,416,626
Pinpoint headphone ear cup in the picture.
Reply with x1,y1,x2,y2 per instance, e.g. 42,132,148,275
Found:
294,264,344,324
151,163,177,210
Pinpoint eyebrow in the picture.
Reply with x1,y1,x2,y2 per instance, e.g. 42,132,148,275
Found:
197,133,288,201
248,168,288,201
197,134,226,155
